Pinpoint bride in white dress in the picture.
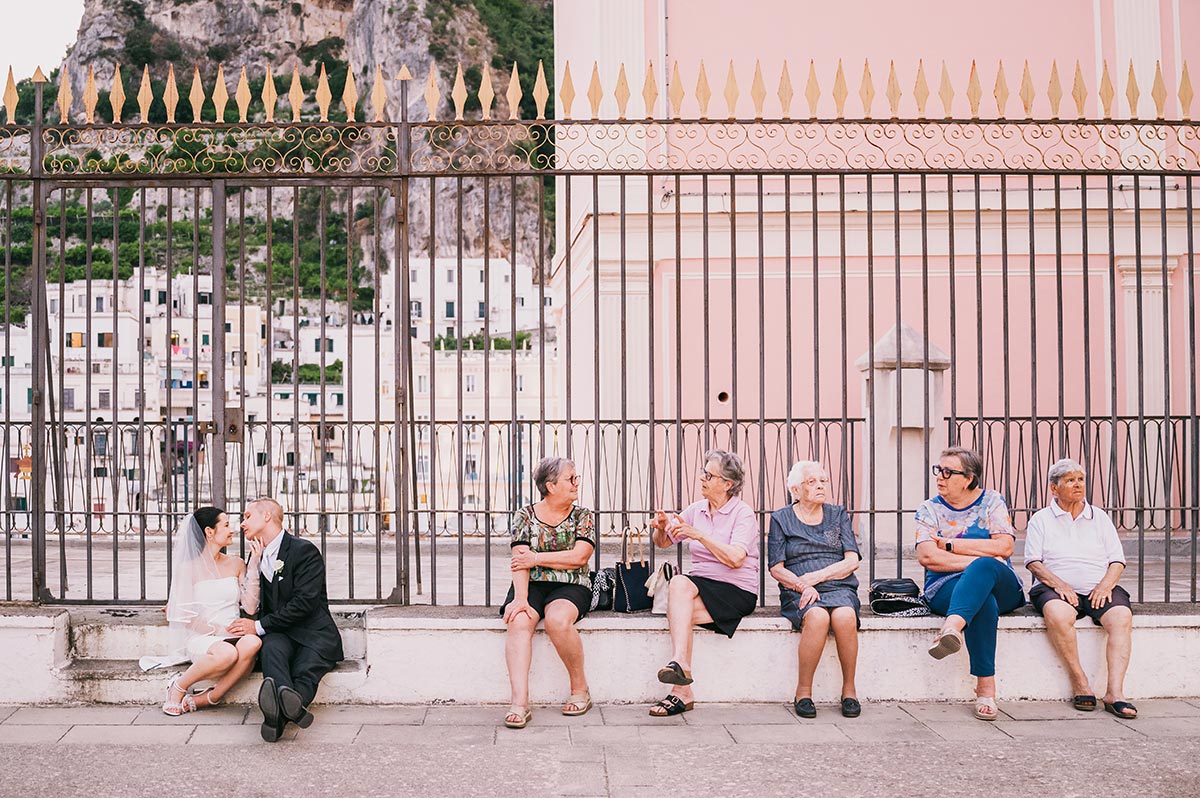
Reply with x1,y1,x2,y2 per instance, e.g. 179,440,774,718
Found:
152,507,264,715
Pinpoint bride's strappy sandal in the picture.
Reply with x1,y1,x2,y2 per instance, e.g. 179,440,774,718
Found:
162,678,191,717
191,686,221,710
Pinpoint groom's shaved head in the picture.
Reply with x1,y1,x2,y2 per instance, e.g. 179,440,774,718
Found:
250,497,284,526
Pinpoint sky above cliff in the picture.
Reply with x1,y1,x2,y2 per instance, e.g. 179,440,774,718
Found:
6,2,84,81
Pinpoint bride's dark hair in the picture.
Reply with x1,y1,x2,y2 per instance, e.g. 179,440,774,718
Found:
192,506,225,548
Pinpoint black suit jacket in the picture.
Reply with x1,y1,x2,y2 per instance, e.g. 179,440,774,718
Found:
258,533,344,663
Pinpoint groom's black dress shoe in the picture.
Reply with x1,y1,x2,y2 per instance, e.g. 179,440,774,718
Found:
258,677,284,743
278,686,314,729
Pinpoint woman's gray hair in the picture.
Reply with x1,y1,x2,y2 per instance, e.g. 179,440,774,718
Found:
533,456,574,498
704,449,745,497
1047,458,1085,485
785,460,824,493
941,446,984,490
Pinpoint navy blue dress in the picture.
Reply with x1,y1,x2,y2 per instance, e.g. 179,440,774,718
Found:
767,504,861,630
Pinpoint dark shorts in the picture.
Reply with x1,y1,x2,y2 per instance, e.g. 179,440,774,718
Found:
1029,583,1132,625
781,585,862,632
500,581,592,623
688,574,758,638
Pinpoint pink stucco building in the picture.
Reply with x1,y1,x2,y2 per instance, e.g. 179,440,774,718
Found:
549,1,1198,531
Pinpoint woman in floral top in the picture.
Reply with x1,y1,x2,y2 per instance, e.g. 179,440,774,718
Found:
916,446,1025,721
501,457,596,729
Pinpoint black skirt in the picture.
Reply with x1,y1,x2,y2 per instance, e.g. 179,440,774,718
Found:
688,574,758,638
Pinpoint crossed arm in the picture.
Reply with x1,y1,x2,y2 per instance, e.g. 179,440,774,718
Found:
916,533,1014,572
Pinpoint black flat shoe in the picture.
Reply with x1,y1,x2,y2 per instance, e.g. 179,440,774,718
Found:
278,686,315,729
258,677,283,743
793,698,817,719
841,697,862,718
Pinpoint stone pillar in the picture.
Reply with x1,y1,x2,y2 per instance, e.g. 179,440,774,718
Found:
1118,257,1176,530
855,323,951,555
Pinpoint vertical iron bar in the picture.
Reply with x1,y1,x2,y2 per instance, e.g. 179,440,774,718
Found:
1159,174,1172,601
865,173,876,581
28,79,48,601
211,180,227,511
1185,175,1197,602
892,173,902,576
1133,174,1146,601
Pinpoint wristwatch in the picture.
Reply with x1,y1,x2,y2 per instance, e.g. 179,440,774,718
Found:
945,540,953,553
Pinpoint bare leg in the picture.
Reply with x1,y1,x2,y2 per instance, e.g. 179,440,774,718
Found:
504,610,539,714
652,576,714,711
202,635,262,705
666,576,701,671
543,600,589,710
829,607,859,700
1041,600,1092,696
1099,607,1133,705
794,608,830,701
175,641,239,693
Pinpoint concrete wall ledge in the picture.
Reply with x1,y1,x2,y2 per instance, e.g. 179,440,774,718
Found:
1,604,1198,704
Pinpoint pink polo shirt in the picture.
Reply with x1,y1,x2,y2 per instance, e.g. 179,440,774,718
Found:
668,496,761,595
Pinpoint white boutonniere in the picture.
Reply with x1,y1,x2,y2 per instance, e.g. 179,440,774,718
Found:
273,560,285,580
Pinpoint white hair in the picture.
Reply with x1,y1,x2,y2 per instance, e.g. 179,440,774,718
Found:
786,460,825,493
1047,458,1086,485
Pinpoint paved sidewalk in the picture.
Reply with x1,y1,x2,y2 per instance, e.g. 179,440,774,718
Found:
1,701,1199,797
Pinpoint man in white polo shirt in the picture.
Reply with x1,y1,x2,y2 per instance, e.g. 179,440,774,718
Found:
1024,458,1136,720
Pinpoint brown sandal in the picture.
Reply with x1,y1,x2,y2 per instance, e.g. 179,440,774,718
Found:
562,691,592,716
503,707,532,729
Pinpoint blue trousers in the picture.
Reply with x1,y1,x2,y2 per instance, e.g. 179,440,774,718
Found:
926,557,1025,678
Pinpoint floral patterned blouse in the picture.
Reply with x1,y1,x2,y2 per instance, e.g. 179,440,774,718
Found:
510,504,596,588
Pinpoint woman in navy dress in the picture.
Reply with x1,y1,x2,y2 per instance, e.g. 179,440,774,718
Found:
767,461,862,719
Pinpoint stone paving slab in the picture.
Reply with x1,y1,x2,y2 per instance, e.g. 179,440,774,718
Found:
353,725,496,745
132,706,251,725
0,724,70,743
308,705,427,725
7,706,141,725
997,700,1121,720
1116,717,1200,737
673,703,797,725
919,720,1014,741
725,722,853,743
187,724,272,745
898,701,1013,723
59,724,194,745
494,725,570,746
994,717,1143,739
599,704,685,726
1116,698,1200,717
423,705,509,726
634,724,734,745
834,719,942,742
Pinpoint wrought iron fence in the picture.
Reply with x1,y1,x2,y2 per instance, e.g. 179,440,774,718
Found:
0,57,1198,605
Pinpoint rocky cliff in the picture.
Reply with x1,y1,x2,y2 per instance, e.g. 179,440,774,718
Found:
56,0,551,271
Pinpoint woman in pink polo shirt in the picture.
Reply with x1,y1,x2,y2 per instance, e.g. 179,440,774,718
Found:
646,449,761,716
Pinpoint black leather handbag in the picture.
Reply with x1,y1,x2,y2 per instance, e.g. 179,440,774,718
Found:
613,525,653,613
868,577,930,616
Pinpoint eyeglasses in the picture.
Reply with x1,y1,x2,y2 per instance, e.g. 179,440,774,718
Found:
561,474,581,486
932,465,968,479
699,470,727,483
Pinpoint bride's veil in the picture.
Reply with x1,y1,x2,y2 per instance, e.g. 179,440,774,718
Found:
163,513,224,659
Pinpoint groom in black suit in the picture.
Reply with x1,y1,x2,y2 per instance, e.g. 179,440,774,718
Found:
230,497,344,742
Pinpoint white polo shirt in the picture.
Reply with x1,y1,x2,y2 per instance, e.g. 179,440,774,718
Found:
1024,500,1126,593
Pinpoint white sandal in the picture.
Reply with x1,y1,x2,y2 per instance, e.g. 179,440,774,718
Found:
928,627,964,660
974,697,998,721
161,678,188,717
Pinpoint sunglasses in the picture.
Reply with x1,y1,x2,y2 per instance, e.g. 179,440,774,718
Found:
699,470,727,483
931,465,968,479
